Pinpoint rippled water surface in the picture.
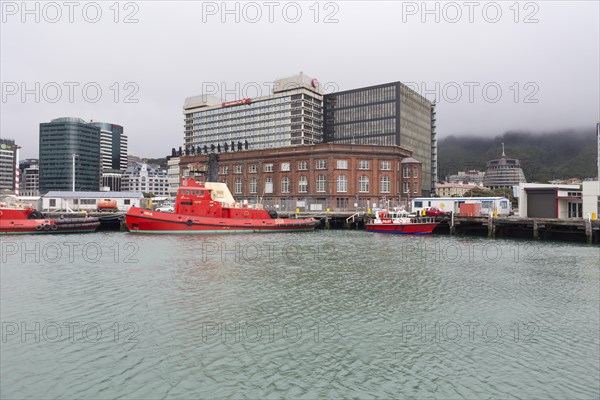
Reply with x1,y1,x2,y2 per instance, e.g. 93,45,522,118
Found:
1,231,599,399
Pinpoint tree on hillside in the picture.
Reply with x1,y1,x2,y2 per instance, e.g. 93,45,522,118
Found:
438,128,598,182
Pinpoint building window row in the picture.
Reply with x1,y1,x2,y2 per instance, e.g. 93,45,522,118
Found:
226,174,411,195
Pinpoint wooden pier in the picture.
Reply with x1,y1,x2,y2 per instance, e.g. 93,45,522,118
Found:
438,216,600,244
277,210,369,230
279,211,600,244
40,210,600,243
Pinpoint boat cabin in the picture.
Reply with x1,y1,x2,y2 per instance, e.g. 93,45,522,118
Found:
175,178,274,219
375,210,435,225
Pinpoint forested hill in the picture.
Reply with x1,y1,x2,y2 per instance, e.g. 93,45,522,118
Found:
438,128,598,183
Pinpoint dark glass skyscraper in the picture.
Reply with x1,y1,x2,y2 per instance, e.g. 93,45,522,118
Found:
323,82,436,195
90,122,128,172
324,83,399,146
39,117,101,193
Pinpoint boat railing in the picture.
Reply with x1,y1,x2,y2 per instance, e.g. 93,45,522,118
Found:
346,212,365,224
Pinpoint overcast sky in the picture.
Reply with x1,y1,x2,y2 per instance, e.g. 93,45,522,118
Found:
2,0,599,159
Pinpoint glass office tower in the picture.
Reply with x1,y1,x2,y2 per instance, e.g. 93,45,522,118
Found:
39,117,101,193
323,82,435,195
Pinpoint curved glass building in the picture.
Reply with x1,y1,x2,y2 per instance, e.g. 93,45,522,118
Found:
39,117,101,193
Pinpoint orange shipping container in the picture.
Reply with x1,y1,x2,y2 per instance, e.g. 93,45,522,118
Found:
459,203,481,217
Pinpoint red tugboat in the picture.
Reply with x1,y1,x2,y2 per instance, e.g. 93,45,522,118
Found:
125,178,320,234
366,209,439,235
0,202,100,235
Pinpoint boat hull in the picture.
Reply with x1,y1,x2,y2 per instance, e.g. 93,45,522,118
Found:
125,209,319,234
0,218,100,235
366,222,438,234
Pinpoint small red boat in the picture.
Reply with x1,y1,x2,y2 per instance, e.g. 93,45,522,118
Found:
0,203,100,235
125,178,320,234
366,209,439,234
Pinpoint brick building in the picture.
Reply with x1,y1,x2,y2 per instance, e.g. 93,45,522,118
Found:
179,143,422,211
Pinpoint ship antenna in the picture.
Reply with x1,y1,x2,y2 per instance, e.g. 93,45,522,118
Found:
501,142,506,157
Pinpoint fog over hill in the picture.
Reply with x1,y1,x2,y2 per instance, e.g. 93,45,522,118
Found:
438,128,599,183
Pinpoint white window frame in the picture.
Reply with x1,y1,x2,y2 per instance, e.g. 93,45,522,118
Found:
337,175,347,193
298,176,308,193
381,176,391,193
359,175,369,193
264,177,273,193
316,175,326,193
281,177,290,193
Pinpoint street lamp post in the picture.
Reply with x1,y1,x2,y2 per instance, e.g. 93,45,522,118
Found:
72,153,78,192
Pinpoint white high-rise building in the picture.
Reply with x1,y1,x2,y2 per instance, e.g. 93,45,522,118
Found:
19,159,39,196
90,122,128,172
183,72,323,153
0,138,18,193
123,162,168,196
167,157,180,197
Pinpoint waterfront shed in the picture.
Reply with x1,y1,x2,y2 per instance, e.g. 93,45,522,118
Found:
518,183,582,218
582,180,600,219
42,191,143,212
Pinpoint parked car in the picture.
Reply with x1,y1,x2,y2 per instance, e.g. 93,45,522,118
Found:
156,205,174,213
425,207,448,217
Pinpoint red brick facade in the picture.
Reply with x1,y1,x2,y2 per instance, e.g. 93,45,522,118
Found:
180,143,422,211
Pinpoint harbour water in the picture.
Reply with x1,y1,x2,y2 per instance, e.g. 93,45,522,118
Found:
1,231,599,399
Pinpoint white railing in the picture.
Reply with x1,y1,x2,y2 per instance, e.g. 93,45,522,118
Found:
346,212,364,224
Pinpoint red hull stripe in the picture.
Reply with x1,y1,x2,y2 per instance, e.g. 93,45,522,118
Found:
125,213,319,232
365,223,438,234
